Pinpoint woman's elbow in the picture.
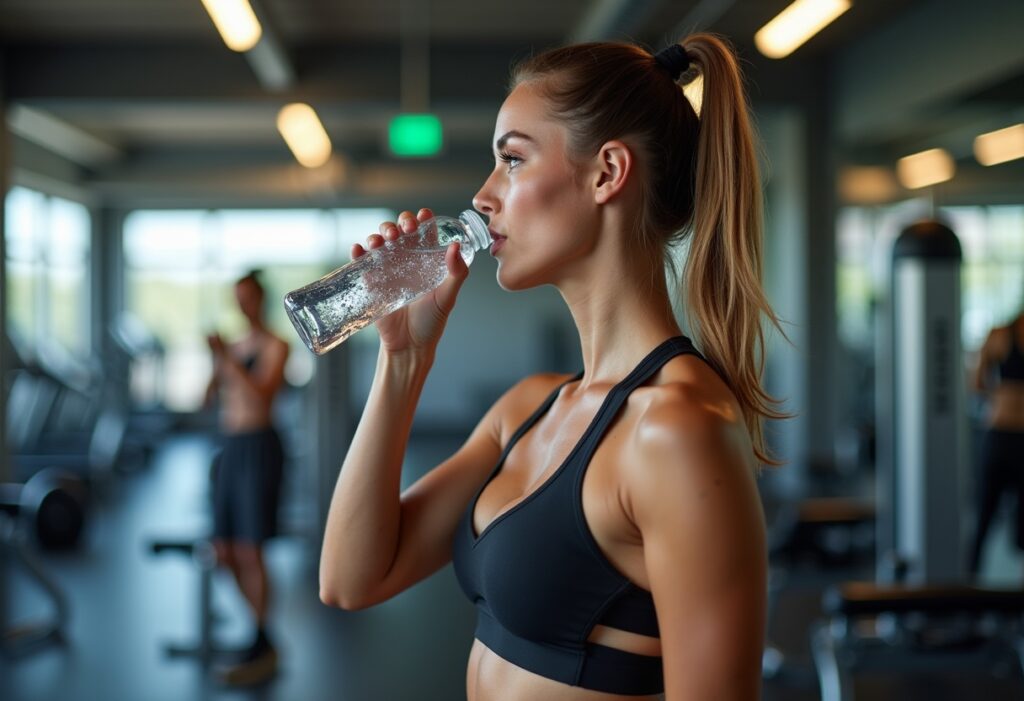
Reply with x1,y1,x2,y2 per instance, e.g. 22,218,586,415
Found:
318,562,381,610
318,581,371,611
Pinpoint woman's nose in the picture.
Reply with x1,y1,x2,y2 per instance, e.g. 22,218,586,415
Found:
472,174,498,216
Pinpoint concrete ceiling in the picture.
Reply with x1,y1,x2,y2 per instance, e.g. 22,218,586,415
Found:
1,0,1022,209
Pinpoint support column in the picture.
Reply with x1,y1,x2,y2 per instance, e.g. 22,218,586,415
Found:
761,59,838,492
307,343,353,548
762,107,809,494
804,61,839,475
0,50,10,625
0,52,10,484
91,206,126,406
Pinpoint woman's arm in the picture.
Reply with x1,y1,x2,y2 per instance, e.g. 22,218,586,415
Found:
318,206,528,610
973,329,998,394
319,347,440,609
203,374,219,409
628,390,766,700
319,364,563,610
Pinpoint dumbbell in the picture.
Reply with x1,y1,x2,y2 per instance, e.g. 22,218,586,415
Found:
0,468,87,550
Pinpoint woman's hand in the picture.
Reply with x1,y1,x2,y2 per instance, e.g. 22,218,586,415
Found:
351,208,470,355
207,332,226,357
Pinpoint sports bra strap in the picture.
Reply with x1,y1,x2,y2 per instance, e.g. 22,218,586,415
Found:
571,336,701,466
484,337,702,490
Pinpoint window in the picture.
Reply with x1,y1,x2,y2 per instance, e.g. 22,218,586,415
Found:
836,201,1024,353
3,186,91,357
950,206,1024,348
123,207,392,411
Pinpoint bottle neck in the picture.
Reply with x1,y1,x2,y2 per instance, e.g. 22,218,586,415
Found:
459,210,492,252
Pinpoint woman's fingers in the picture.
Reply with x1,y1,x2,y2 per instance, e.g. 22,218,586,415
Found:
376,220,399,239
361,207,433,260
397,210,418,234
375,208,431,243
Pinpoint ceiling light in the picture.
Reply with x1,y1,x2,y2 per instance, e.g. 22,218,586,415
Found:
896,148,955,190
755,0,852,59
200,0,263,52
838,166,900,204
974,123,1024,166
277,103,332,169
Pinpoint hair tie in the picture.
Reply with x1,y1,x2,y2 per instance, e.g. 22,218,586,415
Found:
654,44,690,81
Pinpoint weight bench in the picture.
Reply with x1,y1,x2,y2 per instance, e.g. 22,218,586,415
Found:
764,497,875,678
811,582,1024,701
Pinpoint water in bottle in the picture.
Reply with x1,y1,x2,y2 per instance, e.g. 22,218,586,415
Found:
284,210,491,354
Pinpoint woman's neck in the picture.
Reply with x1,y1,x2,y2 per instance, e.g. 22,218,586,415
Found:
557,253,681,387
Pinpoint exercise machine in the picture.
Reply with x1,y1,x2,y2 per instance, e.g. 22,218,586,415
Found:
811,220,1024,699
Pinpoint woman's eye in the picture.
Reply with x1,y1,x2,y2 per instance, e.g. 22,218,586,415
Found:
498,151,522,171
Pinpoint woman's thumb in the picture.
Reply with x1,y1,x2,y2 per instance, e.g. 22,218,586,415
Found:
434,242,470,312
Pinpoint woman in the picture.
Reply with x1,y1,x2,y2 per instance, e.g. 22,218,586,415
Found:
968,311,1024,577
205,270,289,685
320,36,784,699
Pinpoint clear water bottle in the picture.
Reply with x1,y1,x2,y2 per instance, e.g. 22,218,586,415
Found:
284,210,491,355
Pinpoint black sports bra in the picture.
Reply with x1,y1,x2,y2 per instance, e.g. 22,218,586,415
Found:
998,325,1024,382
451,336,705,696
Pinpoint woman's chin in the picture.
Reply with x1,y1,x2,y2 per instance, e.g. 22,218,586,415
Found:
495,267,534,292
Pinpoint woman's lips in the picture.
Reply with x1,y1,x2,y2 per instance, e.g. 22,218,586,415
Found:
490,231,507,254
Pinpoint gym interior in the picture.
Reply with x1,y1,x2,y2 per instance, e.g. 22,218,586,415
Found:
2,1,1024,699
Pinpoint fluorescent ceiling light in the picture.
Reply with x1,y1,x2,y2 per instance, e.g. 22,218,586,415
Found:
755,0,851,59
200,0,263,52
277,103,332,169
974,123,1024,166
896,148,955,190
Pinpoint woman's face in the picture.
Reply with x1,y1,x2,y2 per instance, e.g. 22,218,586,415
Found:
472,81,599,291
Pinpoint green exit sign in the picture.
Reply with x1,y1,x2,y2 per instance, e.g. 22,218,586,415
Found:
389,114,443,157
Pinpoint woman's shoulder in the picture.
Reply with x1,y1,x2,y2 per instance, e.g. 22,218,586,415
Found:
623,356,755,477
496,371,576,412
486,372,576,436
640,353,738,422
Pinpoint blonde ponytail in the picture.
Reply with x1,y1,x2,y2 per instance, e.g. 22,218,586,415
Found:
682,34,788,466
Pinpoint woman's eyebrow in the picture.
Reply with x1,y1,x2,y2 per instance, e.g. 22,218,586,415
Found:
495,130,536,152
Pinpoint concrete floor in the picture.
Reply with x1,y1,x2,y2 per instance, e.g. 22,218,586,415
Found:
2,432,1023,700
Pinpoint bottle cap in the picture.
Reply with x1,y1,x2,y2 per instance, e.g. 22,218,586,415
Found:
459,210,492,252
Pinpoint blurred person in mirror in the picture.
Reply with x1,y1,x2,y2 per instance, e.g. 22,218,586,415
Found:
968,311,1024,579
319,36,785,700
204,269,289,685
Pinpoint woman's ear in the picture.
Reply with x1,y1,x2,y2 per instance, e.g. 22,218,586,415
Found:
593,140,634,204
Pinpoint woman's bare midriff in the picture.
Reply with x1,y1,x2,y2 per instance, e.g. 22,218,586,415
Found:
466,637,665,701
986,383,1024,431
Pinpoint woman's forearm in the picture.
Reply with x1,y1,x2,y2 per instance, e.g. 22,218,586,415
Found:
319,347,434,609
